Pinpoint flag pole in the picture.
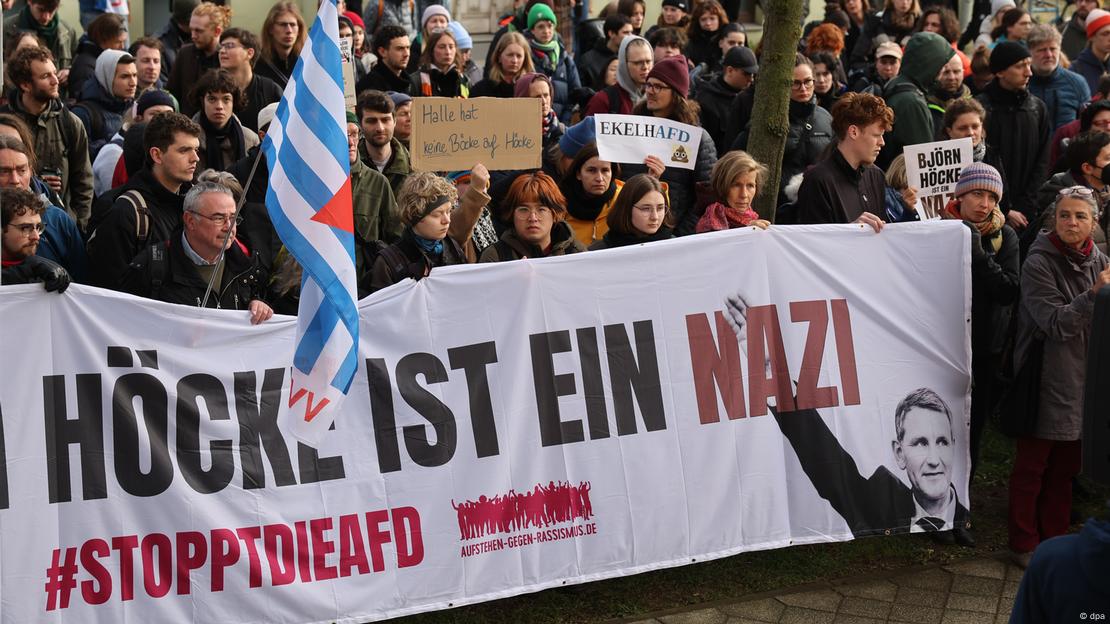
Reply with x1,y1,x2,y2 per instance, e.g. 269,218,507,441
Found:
199,147,265,309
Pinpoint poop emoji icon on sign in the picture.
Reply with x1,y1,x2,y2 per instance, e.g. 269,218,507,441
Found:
671,145,689,164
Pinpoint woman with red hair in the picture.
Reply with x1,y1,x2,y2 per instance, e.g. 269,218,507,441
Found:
479,171,587,262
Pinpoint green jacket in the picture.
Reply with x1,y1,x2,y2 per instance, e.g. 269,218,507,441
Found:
0,94,93,227
351,157,401,279
3,7,78,72
879,32,955,169
359,136,411,199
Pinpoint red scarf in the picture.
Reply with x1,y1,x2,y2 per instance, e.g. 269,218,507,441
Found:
1047,231,1094,264
1,258,22,268
696,202,760,233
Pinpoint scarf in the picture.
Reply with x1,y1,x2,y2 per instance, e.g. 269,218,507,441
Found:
1048,230,1094,264
696,202,761,233
943,199,1006,251
198,113,245,171
561,176,617,222
601,226,674,248
412,232,444,257
1,258,22,268
542,110,559,140
19,5,58,49
972,141,986,163
530,38,560,68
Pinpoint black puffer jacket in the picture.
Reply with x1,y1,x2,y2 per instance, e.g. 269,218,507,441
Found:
737,97,832,205
365,227,469,295
120,231,269,309
695,74,743,154
577,38,616,90
620,124,717,236
976,80,1051,226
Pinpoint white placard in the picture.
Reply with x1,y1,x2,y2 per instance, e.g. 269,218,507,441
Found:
903,138,974,220
594,113,702,170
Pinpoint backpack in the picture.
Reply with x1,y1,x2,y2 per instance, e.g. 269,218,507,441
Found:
116,189,153,245
355,237,410,297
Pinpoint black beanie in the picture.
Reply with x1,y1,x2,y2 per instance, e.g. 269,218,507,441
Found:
988,41,1031,74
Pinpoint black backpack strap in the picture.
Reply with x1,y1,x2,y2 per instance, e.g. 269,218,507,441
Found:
117,190,151,245
379,244,409,280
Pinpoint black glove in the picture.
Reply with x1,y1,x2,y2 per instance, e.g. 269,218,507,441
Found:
963,221,988,264
1,255,71,293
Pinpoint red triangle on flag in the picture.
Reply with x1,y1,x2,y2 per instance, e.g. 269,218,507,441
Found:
310,176,354,233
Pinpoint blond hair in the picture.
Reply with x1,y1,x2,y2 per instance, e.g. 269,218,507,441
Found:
398,172,458,225
192,2,233,30
488,32,534,84
885,154,908,190
710,150,768,202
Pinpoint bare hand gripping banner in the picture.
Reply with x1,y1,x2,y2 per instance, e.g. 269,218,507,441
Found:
0,222,972,623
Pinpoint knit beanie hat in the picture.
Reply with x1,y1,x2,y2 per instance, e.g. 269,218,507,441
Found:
647,54,691,98
528,3,558,29
953,162,1004,201
422,5,450,29
514,71,553,98
991,0,1015,16
988,40,1030,74
136,89,179,116
1088,9,1110,39
95,50,134,97
346,110,359,125
662,0,689,11
343,10,365,31
447,21,473,50
559,117,596,158
387,91,412,109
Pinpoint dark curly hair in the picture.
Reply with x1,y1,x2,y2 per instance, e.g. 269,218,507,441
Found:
190,68,245,113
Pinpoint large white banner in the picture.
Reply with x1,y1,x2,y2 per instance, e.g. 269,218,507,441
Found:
0,223,972,623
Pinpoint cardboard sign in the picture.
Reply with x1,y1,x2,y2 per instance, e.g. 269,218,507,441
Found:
594,113,701,171
903,138,973,220
339,37,356,113
410,97,542,172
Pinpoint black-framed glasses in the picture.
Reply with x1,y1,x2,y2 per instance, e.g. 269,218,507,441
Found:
10,222,45,236
791,78,815,90
188,210,242,226
644,81,671,93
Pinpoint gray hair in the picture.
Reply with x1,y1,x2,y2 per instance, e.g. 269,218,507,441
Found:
195,168,243,202
1026,24,1062,51
183,180,234,213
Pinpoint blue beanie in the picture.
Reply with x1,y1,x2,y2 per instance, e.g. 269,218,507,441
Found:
447,21,472,50
559,117,596,158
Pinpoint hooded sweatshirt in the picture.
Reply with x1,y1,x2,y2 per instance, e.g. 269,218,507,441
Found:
72,50,133,159
1010,518,1110,623
878,32,954,170
584,35,648,116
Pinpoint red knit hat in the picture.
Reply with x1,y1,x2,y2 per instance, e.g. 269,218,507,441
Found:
343,11,365,31
647,55,691,98
1088,9,1110,39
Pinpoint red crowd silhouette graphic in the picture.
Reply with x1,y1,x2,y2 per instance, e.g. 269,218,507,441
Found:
451,481,593,540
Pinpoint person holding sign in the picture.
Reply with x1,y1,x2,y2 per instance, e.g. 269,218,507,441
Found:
410,29,468,98
479,171,586,262
695,150,770,233
940,99,1011,217
942,163,1019,519
620,55,717,236
588,174,673,250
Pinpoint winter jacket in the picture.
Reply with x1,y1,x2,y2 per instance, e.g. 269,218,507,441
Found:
587,226,674,250
0,95,94,228
192,113,260,173
155,19,190,84
86,166,190,289
967,223,1021,368
38,203,89,284
721,85,757,154
685,29,720,69
527,35,582,124
478,220,587,262
351,156,402,264
469,78,516,98
794,147,887,224
1036,170,1110,255
1028,65,1091,131
483,9,530,79
925,83,972,140
1059,15,1088,61
362,0,420,40
584,84,633,116
737,98,833,206
166,43,219,117
849,10,915,71
1070,47,1109,96
3,7,78,73
120,231,269,310
577,38,616,90
255,52,298,91
359,137,412,199
72,78,130,159
563,178,623,247
67,36,103,100
1010,519,1110,624
356,61,412,95
365,227,469,295
621,125,717,236
240,73,284,133
409,64,468,98
878,32,954,170
1013,232,1110,440
976,81,1051,223
696,74,744,154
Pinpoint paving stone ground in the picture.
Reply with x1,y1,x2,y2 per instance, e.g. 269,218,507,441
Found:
612,554,1024,624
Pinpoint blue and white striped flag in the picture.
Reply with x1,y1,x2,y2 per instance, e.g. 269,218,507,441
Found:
262,0,358,444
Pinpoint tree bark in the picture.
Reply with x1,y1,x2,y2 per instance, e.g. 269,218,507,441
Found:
745,0,804,222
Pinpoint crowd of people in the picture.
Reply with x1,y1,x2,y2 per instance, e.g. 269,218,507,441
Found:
1,0,1109,608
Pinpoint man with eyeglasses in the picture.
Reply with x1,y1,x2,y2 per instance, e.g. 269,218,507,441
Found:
1,186,70,293
120,181,272,323
87,112,200,290
976,41,1051,239
585,35,653,116
218,28,282,133
877,32,954,170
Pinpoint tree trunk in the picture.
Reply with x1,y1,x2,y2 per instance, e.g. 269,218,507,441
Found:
746,0,804,222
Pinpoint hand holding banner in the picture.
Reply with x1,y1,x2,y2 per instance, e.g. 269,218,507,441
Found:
594,113,701,171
